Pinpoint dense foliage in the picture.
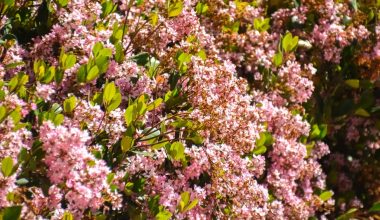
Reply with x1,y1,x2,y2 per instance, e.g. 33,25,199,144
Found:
0,0,380,219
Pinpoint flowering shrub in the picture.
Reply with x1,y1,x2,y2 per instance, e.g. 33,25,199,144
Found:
0,0,379,219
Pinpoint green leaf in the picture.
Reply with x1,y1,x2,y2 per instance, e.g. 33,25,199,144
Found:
155,207,172,220
264,132,274,146
184,199,198,212
10,109,21,124
177,52,191,64
101,0,117,18
147,98,163,111
349,0,357,11
2,206,22,220
5,61,25,70
1,157,13,177
63,96,76,113
319,124,327,139
58,0,69,7
369,202,380,212
195,2,208,14
273,52,283,67
147,57,160,78
62,211,74,220
121,136,134,152
255,132,266,147
100,48,113,58
2,0,15,6
188,132,204,145
125,104,137,126
107,93,122,112
319,191,333,201
42,66,56,83
107,173,115,184
354,108,370,117
310,124,321,139
77,65,87,82
55,69,64,83
8,75,18,92
179,191,190,211
198,50,207,60
65,54,76,69
149,11,159,26
51,103,63,114
130,52,149,66
115,42,125,63
168,0,183,17
15,178,29,185
252,145,267,155
149,195,160,215
305,142,314,157
0,105,6,122
86,65,99,82
168,142,185,161
336,208,357,220
151,140,169,150
345,79,360,89
92,42,104,57
141,129,160,141
95,56,110,73
282,32,298,53
103,82,116,105
53,114,64,125
253,18,270,32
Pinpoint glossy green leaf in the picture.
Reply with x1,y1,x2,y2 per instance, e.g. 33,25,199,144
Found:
282,32,298,53
354,108,370,117
15,178,29,185
179,191,190,211
107,93,122,112
184,199,198,212
101,0,117,18
0,105,6,122
253,18,270,32
155,207,172,220
115,42,125,63
62,211,74,220
195,2,208,14
8,75,18,92
77,65,87,82
345,79,360,89
1,157,13,177
168,1,184,17
53,114,64,125
92,42,104,57
256,132,266,147
310,124,321,139
130,52,149,66
168,142,185,161
147,98,163,111
252,145,267,155
86,65,99,81
103,82,116,105
319,191,333,201
63,96,76,113
125,104,137,126
273,52,283,67
65,54,76,69
336,208,357,220
2,206,22,220
121,136,134,152
369,202,380,212
58,0,69,7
